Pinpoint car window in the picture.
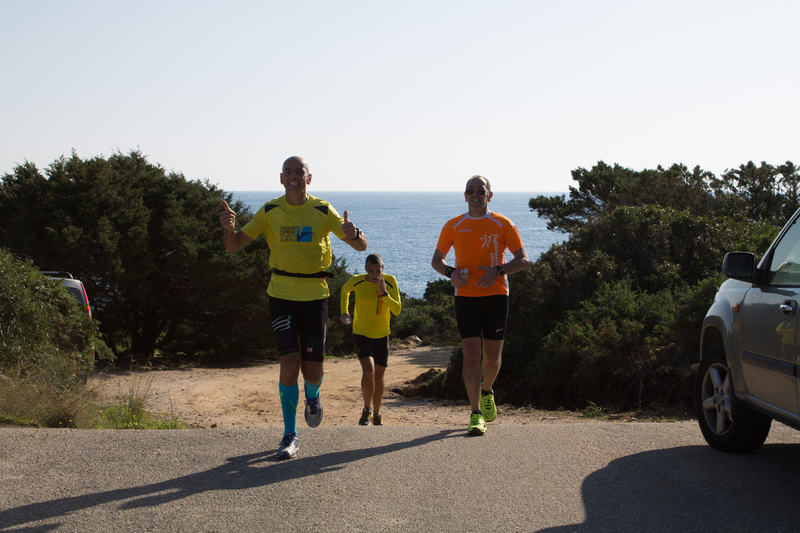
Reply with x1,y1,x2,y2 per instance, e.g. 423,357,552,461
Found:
64,287,85,304
768,217,800,285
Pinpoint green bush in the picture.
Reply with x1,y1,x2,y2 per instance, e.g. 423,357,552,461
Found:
534,280,676,406
0,249,95,381
391,282,459,344
0,248,96,425
495,205,781,411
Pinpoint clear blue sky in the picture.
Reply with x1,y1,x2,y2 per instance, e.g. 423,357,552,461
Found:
2,1,798,192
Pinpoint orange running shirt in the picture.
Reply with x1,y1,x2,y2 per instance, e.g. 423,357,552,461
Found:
436,211,524,297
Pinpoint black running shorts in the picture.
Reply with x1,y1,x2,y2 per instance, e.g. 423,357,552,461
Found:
268,296,327,361
352,334,390,367
454,295,509,341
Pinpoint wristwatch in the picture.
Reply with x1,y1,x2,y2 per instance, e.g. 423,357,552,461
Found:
496,265,505,276
380,291,389,298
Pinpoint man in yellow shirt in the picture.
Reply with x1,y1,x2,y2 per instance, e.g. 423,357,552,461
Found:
219,156,367,459
340,254,402,426
431,175,530,436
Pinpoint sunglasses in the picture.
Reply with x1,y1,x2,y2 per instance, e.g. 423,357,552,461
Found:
465,188,487,196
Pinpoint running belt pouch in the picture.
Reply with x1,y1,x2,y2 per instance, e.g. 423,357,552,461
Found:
273,269,334,279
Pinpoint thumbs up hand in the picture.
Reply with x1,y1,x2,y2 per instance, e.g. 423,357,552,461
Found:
342,209,358,239
219,200,236,230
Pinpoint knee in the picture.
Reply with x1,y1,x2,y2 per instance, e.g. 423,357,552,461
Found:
462,353,482,368
483,353,502,365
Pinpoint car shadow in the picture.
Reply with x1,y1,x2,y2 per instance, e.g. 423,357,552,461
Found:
0,429,460,530
534,441,800,532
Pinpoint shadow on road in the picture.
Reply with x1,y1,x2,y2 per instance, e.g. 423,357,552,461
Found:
535,441,800,532
0,429,460,530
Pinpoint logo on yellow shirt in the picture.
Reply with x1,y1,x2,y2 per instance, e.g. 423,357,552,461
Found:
280,226,314,243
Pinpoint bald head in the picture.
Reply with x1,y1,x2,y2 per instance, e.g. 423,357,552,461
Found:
466,175,491,192
283,156,309,174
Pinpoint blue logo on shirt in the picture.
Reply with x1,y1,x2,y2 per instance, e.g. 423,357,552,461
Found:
296,226,313,242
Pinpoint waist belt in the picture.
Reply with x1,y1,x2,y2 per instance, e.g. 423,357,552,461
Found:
273,269,334,279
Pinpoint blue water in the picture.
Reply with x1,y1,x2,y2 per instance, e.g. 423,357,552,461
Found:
233,191,565,298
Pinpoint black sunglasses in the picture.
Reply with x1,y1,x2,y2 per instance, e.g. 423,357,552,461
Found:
465,188,487,196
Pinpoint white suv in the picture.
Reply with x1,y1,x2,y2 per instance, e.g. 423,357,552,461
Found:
40,271,92,319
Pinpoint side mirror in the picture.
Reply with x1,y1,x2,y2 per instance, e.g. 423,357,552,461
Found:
723,252,757,281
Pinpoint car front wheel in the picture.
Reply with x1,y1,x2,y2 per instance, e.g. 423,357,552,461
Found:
695,344,771,452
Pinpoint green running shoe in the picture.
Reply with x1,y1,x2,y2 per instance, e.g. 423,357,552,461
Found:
467,412,486,436
371,413,383,426
480,388,497,422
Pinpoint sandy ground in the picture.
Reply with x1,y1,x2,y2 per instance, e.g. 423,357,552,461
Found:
90,344,571,429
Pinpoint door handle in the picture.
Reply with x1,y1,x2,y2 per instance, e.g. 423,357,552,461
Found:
781,300,797,315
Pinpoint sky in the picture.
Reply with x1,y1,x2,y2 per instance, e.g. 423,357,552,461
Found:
2,1,799,192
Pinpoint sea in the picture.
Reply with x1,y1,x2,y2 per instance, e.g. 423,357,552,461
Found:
233,191,565,299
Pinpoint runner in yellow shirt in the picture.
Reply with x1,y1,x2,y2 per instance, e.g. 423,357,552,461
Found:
340,254,402,426
220,156,367,459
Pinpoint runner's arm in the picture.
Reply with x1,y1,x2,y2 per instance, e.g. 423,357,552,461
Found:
476,247,531,288
385,277,402,316
500,246,531,275
340,278,354,324
340,209,368,251
220,200,255,252
223,229,254,252
431,249,468,287
343,230,367,252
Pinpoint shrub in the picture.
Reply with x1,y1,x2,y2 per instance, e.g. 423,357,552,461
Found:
391,281,459,344
0,249,95,381
0,248,96,425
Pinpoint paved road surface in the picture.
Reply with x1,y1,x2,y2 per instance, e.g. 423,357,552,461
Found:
2,421,800,532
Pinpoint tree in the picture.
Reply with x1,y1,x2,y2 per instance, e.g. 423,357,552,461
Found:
778,160,800,220
529,161,718,233
718,161,782,223
0,150,274,360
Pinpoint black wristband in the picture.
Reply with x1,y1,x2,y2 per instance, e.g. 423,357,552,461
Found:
445,266,455,278
352,228,362,240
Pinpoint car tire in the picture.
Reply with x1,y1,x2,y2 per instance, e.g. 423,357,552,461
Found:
695,344,772,452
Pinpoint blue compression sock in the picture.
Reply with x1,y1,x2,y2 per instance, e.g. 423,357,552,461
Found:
304,375,324,400
279,382,299,435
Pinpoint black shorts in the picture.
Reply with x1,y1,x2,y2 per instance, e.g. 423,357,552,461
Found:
454,295,509,341
353,334,389,367
268,296,327,361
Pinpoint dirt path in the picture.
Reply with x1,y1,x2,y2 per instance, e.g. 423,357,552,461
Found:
90,344,566,429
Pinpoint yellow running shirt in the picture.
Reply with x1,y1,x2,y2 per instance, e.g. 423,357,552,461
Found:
241,194,348,301
340,273,402,338
435,211,524,297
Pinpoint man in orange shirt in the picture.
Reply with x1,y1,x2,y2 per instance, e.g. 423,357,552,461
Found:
431,175,530,435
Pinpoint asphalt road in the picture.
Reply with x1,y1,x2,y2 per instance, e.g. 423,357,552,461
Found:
3,421,800,532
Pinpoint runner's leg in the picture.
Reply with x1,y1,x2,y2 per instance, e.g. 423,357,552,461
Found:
360,357,376,410
302,362,324,397
373,364,386,414
481,339,503,393
279,353,301,435
461,337,483,412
